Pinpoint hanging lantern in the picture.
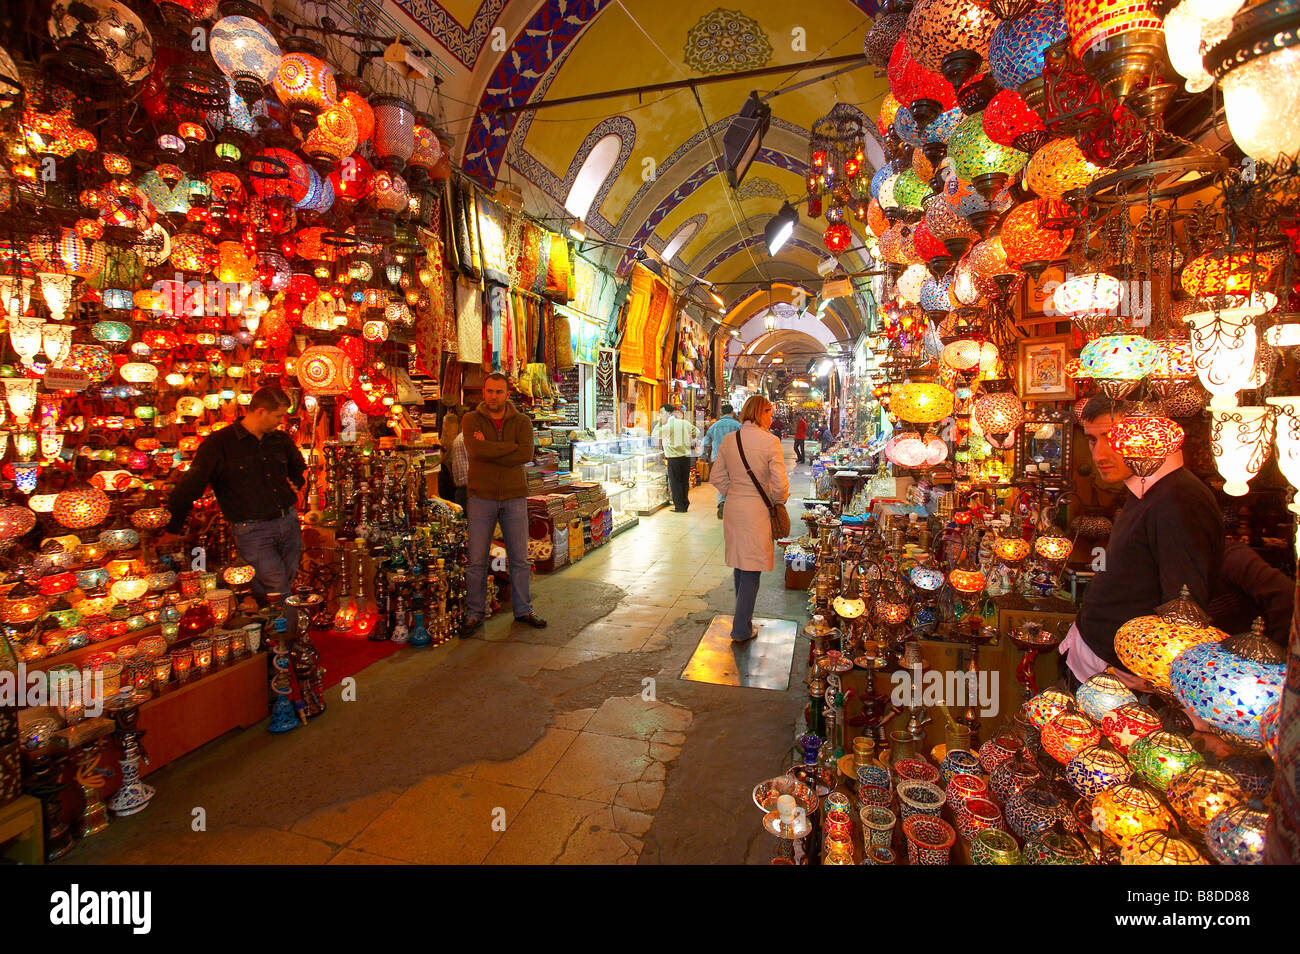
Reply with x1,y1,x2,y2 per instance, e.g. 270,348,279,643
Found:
9,317,45,367
1092,783,1175,849
904,0,1001,74
893,382,954,424
371,96,415,170
1184,300,1270,408
947,113,1028,198
296,345,352,395
1266,397,1300,510
1108,416,1184,477
1209,0,1300,163
988,1,1071,89
1209,406,1274,496
1166,766,1248,835
273,51,337,120
362,320,389,343
36,272,76,323
887,37,958,109
1052,271,1122,334
409,118,444,173
1000,199,1074,267
47,0,155,84
304,102,359,165
823,223,853,253
3,378,37,425
1064,0,1164,98
1080,334,1161,399
210,14,282,101
370,171,410,215
53,485,112,530
1025,138,1111,199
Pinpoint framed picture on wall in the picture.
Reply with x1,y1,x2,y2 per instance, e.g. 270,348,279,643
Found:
1022,264,1066,319
1018,334,1073,402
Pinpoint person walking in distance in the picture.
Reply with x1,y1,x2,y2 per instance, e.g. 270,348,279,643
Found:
794,415,808,464
655,403,699,512
708,395,789,642
701,404,741,520
461,373,547,636
159,386,306,606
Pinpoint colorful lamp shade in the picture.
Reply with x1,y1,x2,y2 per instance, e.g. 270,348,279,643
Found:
272,52,337,117
887,37,958,109
210,15,281,98
893,382,954,424
1166,766,1248,834
1184,305,1265,408
988,1,1070,88
1025,138,1110,199
1004,787,1070,842
1052,271,1121,330
948,113,1028,184
52,485,112,529
948,568,986,593
896,263,929,303
1209,406,1275,496
991,536,1031,564
9,317,45,366
1025,687,1074,729
1064,0,1162,61
296,345,353,395
1168,630,1285,742
1000,199,1073,267
304,103,359,164
977,733,1022,774
1205,802,1268,865
1076,672,1138,722
1041,711,1102,763
1221,43,1300,163
1034,535,1073,563
970,828,1022,865
1101,702,1163,754
1108,416,1184,478
372,96,415,169
983,89,1047,151
1128,730,1204,791
1065,745,1132,798
943,339,1000,373
1121,830,1206,865
3,378,38,425
1093,783,1174,848
1182,248,1277,299
1114,615,1225,690
1080,335,1161,397
905,0,1001,73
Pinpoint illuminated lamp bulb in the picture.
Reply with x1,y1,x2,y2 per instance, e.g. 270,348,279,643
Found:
1184,299,1270,409
892,382,954,424
1092,783,1175,849
992,536,1031,564
1128,730,1204,791
3,378,37,425
1108,415,1184,478
210,15,282,101
8,317,44,366
1033,534,1072,563
1166,766,1247,835
1169,620,1285,744
1114,615,1225,691
999,199,1073,268
1041,711,1102,763
1121,829,1206,865
972,391,1025,443
1208,405,1274,496
272,51,337,120
1064,745,1132,798
1079,334,1161,400
52,484,111,530
119,362,159,385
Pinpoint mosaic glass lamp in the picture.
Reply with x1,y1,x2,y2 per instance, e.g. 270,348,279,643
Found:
970,828,1021,864
988,1,1070,88
978,732,1022,774
1025,137,1111,199
1076,673,1138,723
1209,407,1275,496
1024,831,1093,864
1166,766,1248,834
1128,731,1204,791
1168,620,1285,743
1114,615,1225,690
893,382,955,424
943,338,999,373
1052,271,1122,334
1205,802,1267,865
983,88,1048,151
1025,686,1074,728
1005,786,1070,842
1100,702,1163,754
1108,416,1185,479
1064,0,1164,96
371,95,416,170
947,112,1028,198
1093,783,1174,849
948,567,986,593
1080,334,1161,399
303,102,359,165
52,485,112,530
1065,745,1131,798
990,758,1042,802
895,104,965,146
272,52,337,120
1034,534,1072,563
210,14,282,101
972,391,1025,443
905,0,1002,74
999,199,1074,267
1121,829,1206,865
1041,711,1103,763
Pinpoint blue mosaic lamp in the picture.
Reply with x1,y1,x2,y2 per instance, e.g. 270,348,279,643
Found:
987,1,1070,90
1064,745,1131,798
1169,619,1285,748
1076,672,1137,723
1205,802,1268,865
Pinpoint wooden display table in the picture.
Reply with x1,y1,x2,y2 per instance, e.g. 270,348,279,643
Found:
0,795,42,864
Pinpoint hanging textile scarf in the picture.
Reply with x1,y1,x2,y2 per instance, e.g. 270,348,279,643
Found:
515,221,541,291
544,233,571,302
477,197,510,285
487,283,505,372
440,354,462,406
532,231,551,297
452,180,481,279
415,220,448,377
455,277,484,365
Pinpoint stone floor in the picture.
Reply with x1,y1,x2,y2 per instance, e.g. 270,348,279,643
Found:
65,444,813,865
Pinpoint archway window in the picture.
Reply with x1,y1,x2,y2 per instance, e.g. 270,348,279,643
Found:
660,219,702,263
564,134,621,221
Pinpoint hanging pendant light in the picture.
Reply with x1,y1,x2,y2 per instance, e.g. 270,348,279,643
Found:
42,323,74,368
1206,0,1300,162
1265,397,1300,510
1210,405,1275,495
1080,334,1161,399
1108,415,1184,477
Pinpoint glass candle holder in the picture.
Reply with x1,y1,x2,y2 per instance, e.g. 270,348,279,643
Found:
152,657,172,689
897,780,946,820
206,588,234,627
939,748,982,786
213,631,232,665
893,757,942,786
100,661,123,695
955,796,1005,842
856,764,890,790
192,638,213,675
903,815,956,865
170,648,193,681
946,773,989,811
229,630,249,659
858,785,893,809
824,809,854,843
860,806,896,848
1041,711,1103,763
1024,831,1093,865
1005,787,1069,842
864,845,896,865
200,572,218,594
178,571,203,598
970,828,1021,865
978,732,1022,774
990,758,1042,802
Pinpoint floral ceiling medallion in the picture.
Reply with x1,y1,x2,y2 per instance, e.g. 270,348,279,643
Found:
684,8,772,74
735,176,786,200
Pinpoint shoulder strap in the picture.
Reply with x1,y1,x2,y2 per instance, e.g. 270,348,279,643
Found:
735,431,774,510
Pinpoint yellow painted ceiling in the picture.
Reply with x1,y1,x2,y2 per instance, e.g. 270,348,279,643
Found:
519,0,887,237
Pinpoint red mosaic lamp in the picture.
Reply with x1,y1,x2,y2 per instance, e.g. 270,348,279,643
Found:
983,88,1048,152
1108,415,1184,478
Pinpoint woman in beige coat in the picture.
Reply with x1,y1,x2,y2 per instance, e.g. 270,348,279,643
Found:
708,395,790,642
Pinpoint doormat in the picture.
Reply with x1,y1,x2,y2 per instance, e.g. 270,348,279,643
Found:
680,616,797,691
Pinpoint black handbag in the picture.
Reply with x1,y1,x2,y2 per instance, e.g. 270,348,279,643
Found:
736,431,791,541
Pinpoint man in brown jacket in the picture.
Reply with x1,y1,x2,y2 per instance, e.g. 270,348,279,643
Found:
461,372,547,636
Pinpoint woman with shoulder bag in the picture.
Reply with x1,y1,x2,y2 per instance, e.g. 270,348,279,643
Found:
708,395,791,643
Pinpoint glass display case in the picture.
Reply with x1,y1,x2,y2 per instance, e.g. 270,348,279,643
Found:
573,436,669,522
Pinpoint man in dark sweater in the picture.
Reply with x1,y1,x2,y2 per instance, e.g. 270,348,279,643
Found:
1060,397,1225,684
1208,540,1295,644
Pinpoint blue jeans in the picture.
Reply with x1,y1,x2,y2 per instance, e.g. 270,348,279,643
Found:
466,495,533,621
732,569,761,639
231,508,302,604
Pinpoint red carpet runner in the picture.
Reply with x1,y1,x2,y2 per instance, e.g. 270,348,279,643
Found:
310,630,404,690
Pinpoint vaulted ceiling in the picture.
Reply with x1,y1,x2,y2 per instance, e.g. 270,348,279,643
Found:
374,0,888,344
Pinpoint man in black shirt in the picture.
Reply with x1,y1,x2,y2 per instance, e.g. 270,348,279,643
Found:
159,386,307,605
1060,396,1225,685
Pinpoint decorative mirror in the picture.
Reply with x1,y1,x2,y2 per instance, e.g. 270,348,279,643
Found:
1016,411,1072,479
